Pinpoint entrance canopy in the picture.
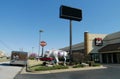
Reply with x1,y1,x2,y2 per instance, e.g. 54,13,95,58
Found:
99,43,120,53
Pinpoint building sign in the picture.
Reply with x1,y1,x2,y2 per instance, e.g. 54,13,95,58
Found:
95,38,103,46
60,5,82,21
40,41,47,47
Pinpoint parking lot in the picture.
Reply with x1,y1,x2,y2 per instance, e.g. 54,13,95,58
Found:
15,64,120,79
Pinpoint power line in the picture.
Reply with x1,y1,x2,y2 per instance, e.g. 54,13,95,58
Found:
0,39,13,51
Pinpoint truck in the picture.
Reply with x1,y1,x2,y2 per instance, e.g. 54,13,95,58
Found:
10,51,28,66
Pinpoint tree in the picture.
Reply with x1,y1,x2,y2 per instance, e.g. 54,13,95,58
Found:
29,53,37,60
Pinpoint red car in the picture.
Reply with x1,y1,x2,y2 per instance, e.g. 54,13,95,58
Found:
39,57,54,61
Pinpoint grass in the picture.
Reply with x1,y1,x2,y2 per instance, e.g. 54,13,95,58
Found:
92,63,101,67
29,64,68,71
27,60,69,71
27,60,101,71
0,57,10,62
72,63,101,68
27,59,43,67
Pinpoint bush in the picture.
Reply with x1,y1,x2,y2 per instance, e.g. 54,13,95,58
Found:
86,61,95,66
29,53,37,60
73,64,85,68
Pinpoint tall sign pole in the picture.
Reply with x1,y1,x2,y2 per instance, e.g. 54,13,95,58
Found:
38,30,43,57
60,5,82,63
69,20,73,62
40,41,47,57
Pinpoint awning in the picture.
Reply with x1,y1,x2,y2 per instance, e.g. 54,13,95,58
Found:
99,43,120,52
72,49,84,53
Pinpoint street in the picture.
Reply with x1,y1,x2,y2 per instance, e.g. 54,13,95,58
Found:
15,64,120,79
0,62,22,79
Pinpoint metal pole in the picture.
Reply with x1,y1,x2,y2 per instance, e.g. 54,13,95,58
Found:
32,47,34,53
41,47,44,57
38,30,43,57
38,31,41,57
69,20,73,63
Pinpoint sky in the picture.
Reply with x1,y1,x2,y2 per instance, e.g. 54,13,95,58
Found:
0,0,120,56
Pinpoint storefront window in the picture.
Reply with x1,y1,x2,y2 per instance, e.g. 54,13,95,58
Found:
91,53,100,63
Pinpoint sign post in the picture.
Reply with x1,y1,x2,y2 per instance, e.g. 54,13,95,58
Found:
69,20,72,62
60,5,82,63
40,41,47,57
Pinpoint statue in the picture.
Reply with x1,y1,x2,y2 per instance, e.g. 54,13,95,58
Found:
44,49,68,65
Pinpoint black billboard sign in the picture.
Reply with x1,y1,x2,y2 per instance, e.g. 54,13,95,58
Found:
60,5,82,21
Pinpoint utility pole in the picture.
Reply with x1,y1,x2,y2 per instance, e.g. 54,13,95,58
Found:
38,30,44,57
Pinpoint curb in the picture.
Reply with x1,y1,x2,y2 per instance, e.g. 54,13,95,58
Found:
14,66,25,79
20,66,107,74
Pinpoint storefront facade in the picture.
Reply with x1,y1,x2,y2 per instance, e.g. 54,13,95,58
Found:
99,43,120,63
61,31,120,64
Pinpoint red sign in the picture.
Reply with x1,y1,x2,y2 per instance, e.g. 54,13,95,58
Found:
40,41,47,47
95,38,103,46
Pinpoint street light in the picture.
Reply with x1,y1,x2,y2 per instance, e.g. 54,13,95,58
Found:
38,30,44,57
32,47,34,53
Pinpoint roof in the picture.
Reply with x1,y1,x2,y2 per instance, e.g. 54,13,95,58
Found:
60,42,84,51
99,43,120,52
104,31,120,41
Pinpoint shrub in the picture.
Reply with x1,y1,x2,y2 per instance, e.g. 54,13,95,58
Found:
86,61,95,66
29,53,37,60
73,64,85,68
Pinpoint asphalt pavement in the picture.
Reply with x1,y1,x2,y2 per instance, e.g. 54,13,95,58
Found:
14,65,112,79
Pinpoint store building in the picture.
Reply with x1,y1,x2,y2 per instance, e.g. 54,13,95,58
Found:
0,50,6,58
60,31,120,64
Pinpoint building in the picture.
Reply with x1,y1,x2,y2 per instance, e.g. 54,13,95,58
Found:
60,31,120,64
0,50,6,58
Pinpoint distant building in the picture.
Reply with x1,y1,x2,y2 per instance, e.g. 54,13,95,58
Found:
60,31,120,64
0,50,6,58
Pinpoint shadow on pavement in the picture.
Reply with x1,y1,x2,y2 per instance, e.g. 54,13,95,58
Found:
0,63,24,67
0,63,11,66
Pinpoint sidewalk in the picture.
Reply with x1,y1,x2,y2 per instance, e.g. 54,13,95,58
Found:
20,66,107,74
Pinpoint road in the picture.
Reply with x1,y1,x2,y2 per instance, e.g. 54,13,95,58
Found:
15,64,120,79
0,62,22,79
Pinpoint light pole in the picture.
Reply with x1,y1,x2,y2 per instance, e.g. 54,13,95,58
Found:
38,30,44,57
32,47,34,53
